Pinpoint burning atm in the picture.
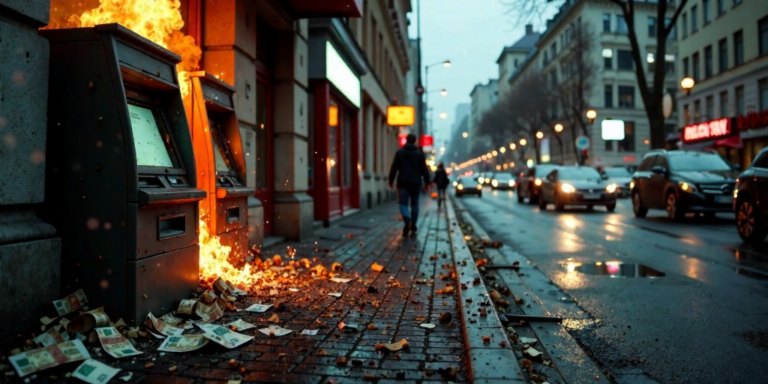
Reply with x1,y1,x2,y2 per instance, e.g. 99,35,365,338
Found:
184,71,253,263
40,24,205,324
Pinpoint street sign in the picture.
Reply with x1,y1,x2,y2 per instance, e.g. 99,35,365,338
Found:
415,85,424,96
576,135,590,150
387,105,415,126
662,93,674,119
398,134,408,147
420,135,434,147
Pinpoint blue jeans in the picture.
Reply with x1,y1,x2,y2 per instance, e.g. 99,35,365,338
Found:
398,187,420,224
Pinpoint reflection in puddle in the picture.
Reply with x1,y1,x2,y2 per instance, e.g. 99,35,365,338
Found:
563,261,665,278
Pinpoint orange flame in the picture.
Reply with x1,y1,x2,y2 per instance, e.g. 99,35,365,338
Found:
44,0,201,98
198,216,267,290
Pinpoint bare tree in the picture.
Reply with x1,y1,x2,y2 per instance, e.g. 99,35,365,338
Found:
506,73,554,164
504,0,688,149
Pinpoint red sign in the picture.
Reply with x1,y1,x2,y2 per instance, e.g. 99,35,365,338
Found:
398,134,408,147
420,135,433,147
415,85,424,96
736,110,768,131
683,118,734,143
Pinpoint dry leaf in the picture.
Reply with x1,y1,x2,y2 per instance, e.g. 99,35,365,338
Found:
525,347,543,358
367,324,379,330
268,314,280,324
371,263,384,272
519,337,537,344
336,357,347,365
375,339,408,352
144,363,154,368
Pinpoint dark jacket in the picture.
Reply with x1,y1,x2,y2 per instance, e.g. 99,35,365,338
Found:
388,143,430,188
433,168,449,189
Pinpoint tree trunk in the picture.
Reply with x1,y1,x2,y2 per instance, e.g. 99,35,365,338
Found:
648,107,667,149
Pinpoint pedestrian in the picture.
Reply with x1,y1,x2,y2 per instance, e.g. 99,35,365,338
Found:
433,162,449,208
388,133,431,237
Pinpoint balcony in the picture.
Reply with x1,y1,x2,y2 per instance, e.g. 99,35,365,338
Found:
288,0,363,18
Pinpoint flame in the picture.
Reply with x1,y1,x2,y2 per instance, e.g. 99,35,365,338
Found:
44,0,201,98
198,216,266,290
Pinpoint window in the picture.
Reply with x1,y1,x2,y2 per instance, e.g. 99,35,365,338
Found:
691,6,698,32
760,16,768,56
619,86,635,108
618,50,633,70
683,57,690,77
603,13,611,32
605,139,613,151
647,52,656,73
665,54,676,74
684,104,691,125
638,155,656,171
551,42,557,57
694,100,701,122
718,38,728,73
734,30,744,66
665,17,676,40
682,13,688,38
692,52,700,81
720,91,729,117
603,48,613,68
706,96,714,120
703,0,711,24
618,121,635,152
514,59,519,67
544,51,549,65
718,0,725,15
704,45,713,78
605,84,614,108
648,16,657,37
736,85,745,115
761,79,768,111
617,15,628,34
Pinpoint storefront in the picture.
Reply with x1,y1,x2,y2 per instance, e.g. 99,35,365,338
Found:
680,110,768,169
307,19,367,223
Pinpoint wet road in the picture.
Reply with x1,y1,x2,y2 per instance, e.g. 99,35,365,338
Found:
458,187,768,384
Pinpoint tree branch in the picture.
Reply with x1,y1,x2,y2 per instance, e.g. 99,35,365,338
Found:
664,0,689,37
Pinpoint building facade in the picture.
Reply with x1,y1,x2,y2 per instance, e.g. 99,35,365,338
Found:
497,25,540,98
676,0,768,169
469,79,499,155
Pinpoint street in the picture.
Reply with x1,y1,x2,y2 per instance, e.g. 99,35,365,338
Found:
458,187,768,384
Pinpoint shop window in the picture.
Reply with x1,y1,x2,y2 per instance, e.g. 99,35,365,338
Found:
618,50,633,70
684,104,691,125
307,90,315,188
736,85,745,115
328,101,340,187
604,84,614,108
648,16,657,37
605,139,613,151
718,38,728,73
618,121,635,152
619,86,635,108
342,109,352,187
760,79,768,111
720,91,729,117
734,30,744,66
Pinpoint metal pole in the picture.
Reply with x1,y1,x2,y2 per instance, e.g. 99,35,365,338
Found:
417,0,423,141
425,65,429,137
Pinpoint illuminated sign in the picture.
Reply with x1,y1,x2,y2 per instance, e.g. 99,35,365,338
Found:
328,105,339,126
683,118,734,143
398,134,408,147
736,110,768,131
420,135,433,147
387,106,415,126
601,119,625,140
326,41,361,107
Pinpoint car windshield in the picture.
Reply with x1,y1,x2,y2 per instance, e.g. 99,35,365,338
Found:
494,174,513,181
535,166,557,177
558,167,602,180
459,177,478,186
669,153,731,171
604,168,632,178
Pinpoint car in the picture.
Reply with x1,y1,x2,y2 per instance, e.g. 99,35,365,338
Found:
734,147,768,243
478,172,494,186
602,167,633,197
538,166,617,212
517,164,558,204
631,150,739,221
455,176,483,198
491,173,516,190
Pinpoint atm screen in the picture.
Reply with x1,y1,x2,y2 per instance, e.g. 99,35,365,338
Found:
128,104,176,168
207,116,237,175
210,134,232,172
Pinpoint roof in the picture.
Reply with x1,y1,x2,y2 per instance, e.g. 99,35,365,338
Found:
495,31,541,63
469,79,499,97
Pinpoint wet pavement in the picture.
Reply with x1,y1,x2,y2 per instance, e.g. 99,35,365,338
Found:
457,188,768,383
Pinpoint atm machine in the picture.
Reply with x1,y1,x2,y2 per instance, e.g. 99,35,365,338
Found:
184,71,254,265
40,24,205,324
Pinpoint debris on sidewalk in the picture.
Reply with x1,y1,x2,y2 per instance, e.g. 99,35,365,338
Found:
72,359,120,384
9,340,90,377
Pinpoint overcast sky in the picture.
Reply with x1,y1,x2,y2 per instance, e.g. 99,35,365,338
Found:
407,0,557,148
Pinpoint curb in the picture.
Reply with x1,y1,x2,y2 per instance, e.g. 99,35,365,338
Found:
444,198,527,384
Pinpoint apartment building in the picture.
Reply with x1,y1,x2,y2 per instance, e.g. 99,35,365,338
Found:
676,0,768,169
497,24,540,98
469,79,499,155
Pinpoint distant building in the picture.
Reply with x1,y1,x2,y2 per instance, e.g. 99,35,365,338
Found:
451,103,471,135
497,24,541,98
470,79,499,154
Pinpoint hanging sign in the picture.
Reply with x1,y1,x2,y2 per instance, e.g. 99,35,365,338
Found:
387,106,415,126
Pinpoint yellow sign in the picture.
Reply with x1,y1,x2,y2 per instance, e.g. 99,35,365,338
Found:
328,105,339,127
387,106,415,126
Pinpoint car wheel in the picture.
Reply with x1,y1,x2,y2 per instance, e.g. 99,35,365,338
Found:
538,194,547,210
530,190,539,205
606,203,616,212
737,198,768,243
554,193,565,211
517,188,524,203
666,192,685,221
632,192,648,218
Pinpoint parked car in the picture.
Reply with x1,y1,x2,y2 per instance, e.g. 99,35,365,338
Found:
602,167,633,197
631,150,739,221
517,165,558,204
538,166,617,212
491,173,516,190
455,176,483,198
734,147,768,243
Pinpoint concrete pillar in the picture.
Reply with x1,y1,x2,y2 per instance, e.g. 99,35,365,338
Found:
0,0,62,346
365,103,375,173
272,22,313,240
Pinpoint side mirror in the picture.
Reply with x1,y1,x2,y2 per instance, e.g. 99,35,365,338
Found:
546,174,555,182
601,173,609,180
651,166,666,175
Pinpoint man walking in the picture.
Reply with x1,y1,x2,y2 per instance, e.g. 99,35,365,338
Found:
433,162,449,208
389,134,431,237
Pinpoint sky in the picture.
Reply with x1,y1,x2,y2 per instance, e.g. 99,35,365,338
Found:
407,0,558,149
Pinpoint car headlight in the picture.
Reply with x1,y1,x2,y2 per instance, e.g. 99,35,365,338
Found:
679,181,697,193
629,181,635,190
561,183,576,193
491,180,498,187
477,184,483,190
509,180,515,187
734,189,738,198
534,178,542,186
606,183,617,193
453,181,458,186
478,177,484,184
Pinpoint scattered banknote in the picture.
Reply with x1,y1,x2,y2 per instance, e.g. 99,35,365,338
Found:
177,299,197,316
301,329,319,336
72,359,120,384
9,339,91,377
196,323,253,349
195,301,223,324
243,303,272,313
146,312,184,337
226,319,257,331
68,307,110,334
53,289,88,316
157,334,209,353
330,278,353,283
34,324,70,347
94,327,143,358
213,278,230,294
225,281,248,295
258,325,293,337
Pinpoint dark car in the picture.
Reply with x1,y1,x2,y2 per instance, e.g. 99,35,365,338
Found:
456,176,483,198
491,173,516,190
734,147,768,243
478,172,494,186
517,164,558,204
631,150,739,221
538,166,617,212
602,167,633,197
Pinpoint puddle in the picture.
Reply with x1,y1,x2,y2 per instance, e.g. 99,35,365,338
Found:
565,261,665,278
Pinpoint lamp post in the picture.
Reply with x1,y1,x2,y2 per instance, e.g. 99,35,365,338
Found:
424,60,451,136
681,77,695,96
586,109,597,124
554,123,564,133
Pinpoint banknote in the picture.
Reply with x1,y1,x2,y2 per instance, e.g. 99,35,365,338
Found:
226,319,256,331
68,307,110,334
157,334,209,353
196,323,253,349
145,312,184,337
94,327,143,358
34,325,70,347
195,301,223,324
72,359,120,384
225,280,248,295
258,325,293,337
243,304,272,313
52,289,88,316
9,339,90,377
177,299,197,316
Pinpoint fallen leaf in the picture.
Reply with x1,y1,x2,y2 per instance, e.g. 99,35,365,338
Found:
371,263,384,272
328,293,342,298
415,316,426,322
367,324,379,330
519,337,537,344
439,312,452,323
435,286,454,294
228,359,239,368
144,363,154,368
419,323,436,329
375,339,408,352
336,357,347,365
316,349,327,355
267,314,280,324
482,336,491,344
168,365,177,372
525,347,543,358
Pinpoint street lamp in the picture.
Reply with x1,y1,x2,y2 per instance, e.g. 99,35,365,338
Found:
424,59,452,136
440,89,448,96
509,143,516,150
499,147,506,153
681,77,695,96
586,109,597,124
442,60,452,67
492,150,498,156
462,132,468,138
519,138,527,146
439,112,448,119
554,123,564,133
536,131,544,139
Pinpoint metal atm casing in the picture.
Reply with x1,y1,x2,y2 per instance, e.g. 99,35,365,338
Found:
40,24,205,324
184,71,254,265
